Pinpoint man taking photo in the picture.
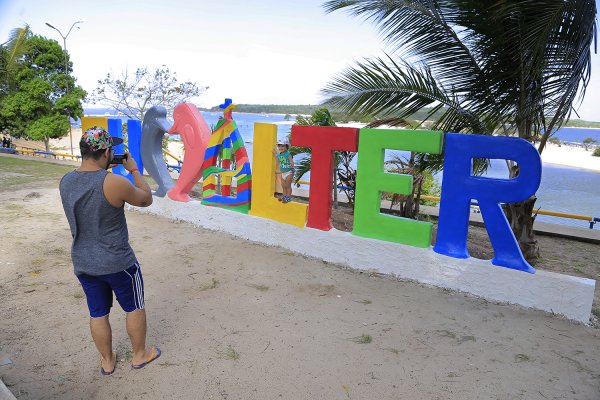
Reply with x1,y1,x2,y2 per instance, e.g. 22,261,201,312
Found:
60,126,160,375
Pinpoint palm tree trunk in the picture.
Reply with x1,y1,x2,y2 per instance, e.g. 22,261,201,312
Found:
332,164,338,209
504,196,539,262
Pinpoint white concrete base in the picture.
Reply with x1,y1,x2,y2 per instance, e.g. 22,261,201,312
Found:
131,196,596,323
0,379,16,400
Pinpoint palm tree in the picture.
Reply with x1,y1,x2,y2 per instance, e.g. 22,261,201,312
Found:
0,25,31,93
321,0,597,261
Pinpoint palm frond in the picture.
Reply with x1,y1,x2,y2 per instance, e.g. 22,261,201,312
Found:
365,117,414,128
323,0,482,90
322,56,486,133
293,156,312,184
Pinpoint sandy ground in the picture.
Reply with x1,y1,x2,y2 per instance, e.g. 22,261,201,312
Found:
1,182,600,399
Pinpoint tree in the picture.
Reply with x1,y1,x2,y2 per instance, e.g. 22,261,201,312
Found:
548,137,562,147
384,154,441,218
0,25,31,96
0,32,86,151
582,137,597,151
91,67,207,120
322,0,597,261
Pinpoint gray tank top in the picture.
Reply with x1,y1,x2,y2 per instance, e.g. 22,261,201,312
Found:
60,169,136,276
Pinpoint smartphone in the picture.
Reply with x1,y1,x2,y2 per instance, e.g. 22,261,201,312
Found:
112,153,128,164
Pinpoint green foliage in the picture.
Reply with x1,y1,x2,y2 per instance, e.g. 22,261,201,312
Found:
200,104,320,114
92,67,206,120
563,119,600,128
322,0,597,258
198,103,442,124
593,147,600,157
323,0,597,160
26,114,69,141
383,153,440,218
582,137,598,150
0,25,31,94
0,31,86,149
420,170,441,205
548,137,562,147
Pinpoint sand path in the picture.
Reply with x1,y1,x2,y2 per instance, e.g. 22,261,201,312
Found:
0,187,599,399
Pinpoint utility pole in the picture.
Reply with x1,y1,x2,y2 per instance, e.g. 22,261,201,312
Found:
45,20,84,155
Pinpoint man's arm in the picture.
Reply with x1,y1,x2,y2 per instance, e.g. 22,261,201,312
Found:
104,153,153,208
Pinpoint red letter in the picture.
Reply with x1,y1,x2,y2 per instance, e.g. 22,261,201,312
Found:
291,126,358,231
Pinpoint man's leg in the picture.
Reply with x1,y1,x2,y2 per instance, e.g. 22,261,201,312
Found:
77,273,116,373
114,264,159,366
126,309,155,365
90,315,116,372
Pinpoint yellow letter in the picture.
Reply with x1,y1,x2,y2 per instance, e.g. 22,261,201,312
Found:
81,117,108,132
248,123,307,227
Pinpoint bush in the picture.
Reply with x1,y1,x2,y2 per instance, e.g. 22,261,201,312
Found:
583,137,597,150
548,137,561,147
593,147,600,157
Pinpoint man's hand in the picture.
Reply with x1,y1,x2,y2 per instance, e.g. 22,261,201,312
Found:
123,152,138,172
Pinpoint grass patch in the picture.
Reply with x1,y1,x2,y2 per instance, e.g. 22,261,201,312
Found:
514,353,531,363
31,258,46,267
200,277,219,291
458,335,476,344
28,269,42,277
220,345,240,361
350,334,372,344
4,203,25,211
247,283,269,292
355,299,372,305
0,157,76,192
592,308,600,318
436,330,457,339
47,247,67,256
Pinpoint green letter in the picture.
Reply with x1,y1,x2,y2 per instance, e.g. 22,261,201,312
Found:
353,129,443,248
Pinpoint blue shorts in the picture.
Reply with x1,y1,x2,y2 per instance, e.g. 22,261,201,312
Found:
77,263,145,318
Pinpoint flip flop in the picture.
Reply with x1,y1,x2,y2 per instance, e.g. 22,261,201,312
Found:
100,352,117,376
132,347,161,369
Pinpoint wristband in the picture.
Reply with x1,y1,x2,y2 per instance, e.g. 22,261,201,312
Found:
129,168,139,174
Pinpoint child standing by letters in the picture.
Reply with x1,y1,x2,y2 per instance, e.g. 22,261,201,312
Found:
275,138,294,203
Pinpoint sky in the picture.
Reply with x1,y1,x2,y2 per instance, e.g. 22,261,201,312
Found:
0,0,599,121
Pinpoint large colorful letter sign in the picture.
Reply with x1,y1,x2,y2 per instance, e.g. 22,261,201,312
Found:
201,99,252,213
433,133,542,273
249,123,308,227
291,125,358,231
353,129,444,247
141,106,175,197
167,103,212,202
